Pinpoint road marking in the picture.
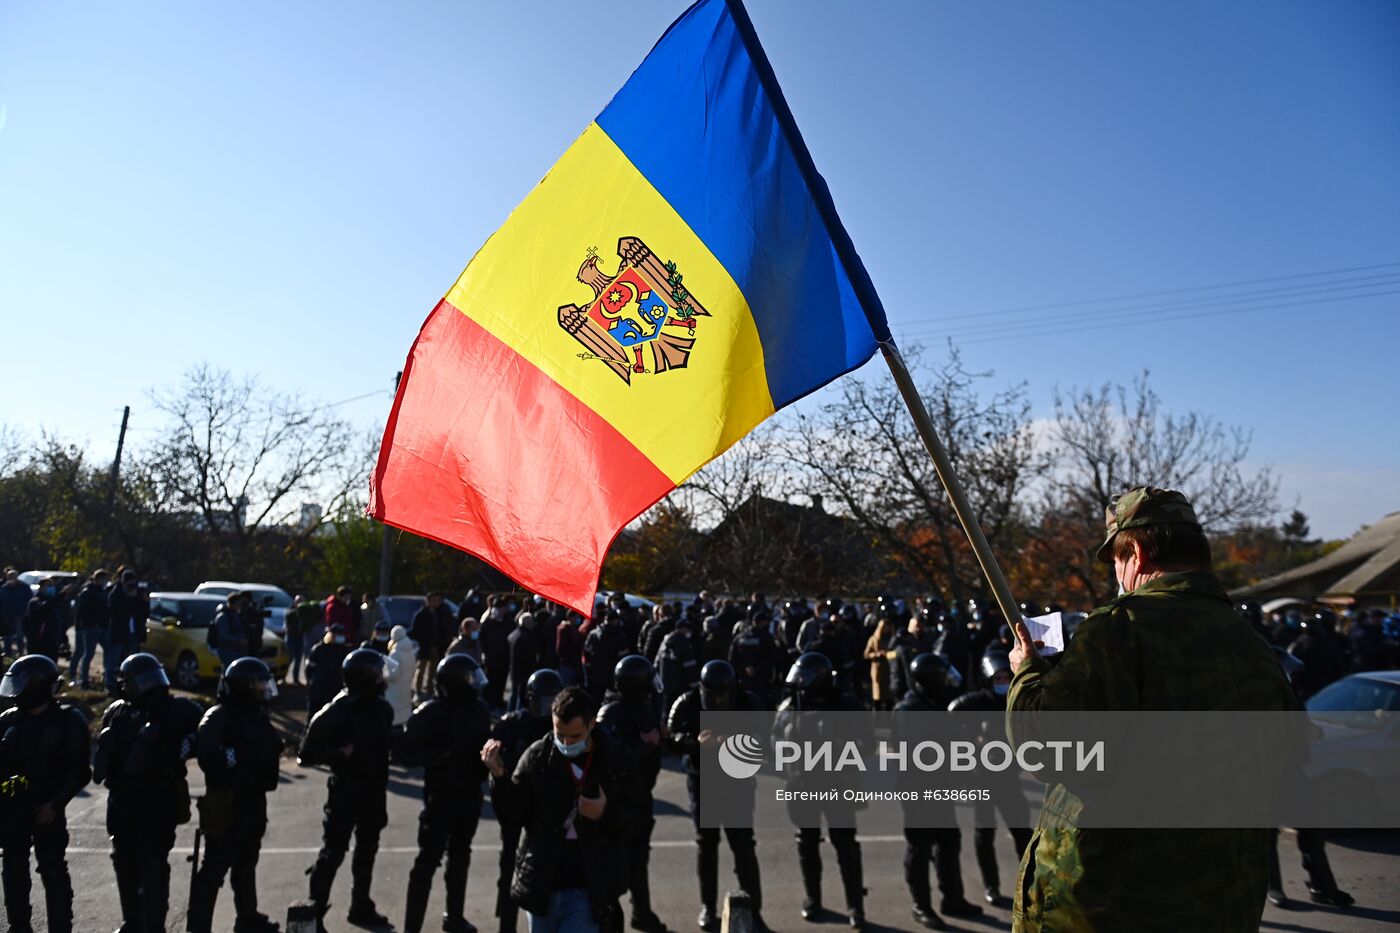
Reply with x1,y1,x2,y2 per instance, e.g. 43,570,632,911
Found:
62,836,911,856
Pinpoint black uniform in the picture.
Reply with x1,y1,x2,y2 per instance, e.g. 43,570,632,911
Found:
772,686,868,918
186,698,283,932
656,628,699,711
490,708,552,933
598,688,664,927
304,640,352,717
97,692,203,932
299,689,395,921
583,619,627,696
887,629,932,701
0,701,90,933
668,687,764,923
398,694,493,933
728,623,780,708
638,615,673,665
946,688,1032,900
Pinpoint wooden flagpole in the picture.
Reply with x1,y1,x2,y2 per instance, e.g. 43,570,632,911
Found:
878,340,1023,625
722,0,1024,624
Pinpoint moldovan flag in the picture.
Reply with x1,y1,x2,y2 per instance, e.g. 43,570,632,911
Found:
370,0,890,616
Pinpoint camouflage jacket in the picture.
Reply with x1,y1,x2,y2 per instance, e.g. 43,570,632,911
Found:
1006,571,1295,933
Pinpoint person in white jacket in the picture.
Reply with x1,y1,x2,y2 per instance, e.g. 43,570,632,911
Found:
385,624,418,726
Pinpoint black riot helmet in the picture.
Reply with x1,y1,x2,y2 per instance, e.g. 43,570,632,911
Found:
980,650,1011,683
119,652,171,703
613,654,656,701
525,668,564,718
1042,603,1064,616
911,652,962,699
342,648,388,696
219,657,277,706
436,652,489,706
0,654,61,711
699,659,737,711
785,652,835,706
1313,609,1338,632
1018,602,1039,620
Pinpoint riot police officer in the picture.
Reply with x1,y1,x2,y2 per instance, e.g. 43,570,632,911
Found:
729,612,781,708
300,647,394,928
776,652,868,929
489,668,562,933
399,653,494,933
893,652,983,928
598,655,666,933
947,650,1031,908
96,651,203,933
186,657,283,933
668,660,766,933
0,655,90,933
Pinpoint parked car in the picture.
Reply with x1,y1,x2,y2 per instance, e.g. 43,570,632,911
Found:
594,591,656,613
1304,670,1400,814
375,595,460,632
18,570,83,595
194,581,294,636
145,591,289,690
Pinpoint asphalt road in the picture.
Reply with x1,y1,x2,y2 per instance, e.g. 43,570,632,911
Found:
5,759,1397,933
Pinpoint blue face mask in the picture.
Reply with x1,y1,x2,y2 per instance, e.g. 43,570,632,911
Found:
554,732,590,758
470,630,480,640
42,587,56,597
993,683,1010,697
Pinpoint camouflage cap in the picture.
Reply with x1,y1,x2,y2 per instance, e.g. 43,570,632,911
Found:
1095,486,1201,563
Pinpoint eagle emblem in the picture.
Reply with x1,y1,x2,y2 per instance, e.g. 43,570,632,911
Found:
558,236,711,385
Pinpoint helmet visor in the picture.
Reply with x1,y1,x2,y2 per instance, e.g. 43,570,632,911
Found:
255,677,279,702
528,687,559,718
700,686,732,711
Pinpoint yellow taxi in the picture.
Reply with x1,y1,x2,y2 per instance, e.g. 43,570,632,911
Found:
145,592,289,690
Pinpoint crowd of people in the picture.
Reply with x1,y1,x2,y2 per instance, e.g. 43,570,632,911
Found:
1,553,1398,933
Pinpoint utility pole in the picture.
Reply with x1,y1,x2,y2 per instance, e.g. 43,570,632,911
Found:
106,405,130,514
377,372,402,598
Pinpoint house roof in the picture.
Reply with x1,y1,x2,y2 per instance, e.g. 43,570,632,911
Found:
1234,511,1400,600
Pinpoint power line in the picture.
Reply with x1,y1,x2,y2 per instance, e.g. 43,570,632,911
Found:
946,287,1400,346
309,389,392,412
897,273,1400,340
898,260,1400,327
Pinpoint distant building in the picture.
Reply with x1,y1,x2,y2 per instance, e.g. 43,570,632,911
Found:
298,503,323,531
702,493,902,595
1233,511,1400,609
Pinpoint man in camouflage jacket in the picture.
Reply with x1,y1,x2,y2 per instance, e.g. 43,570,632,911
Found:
1006,486,1296,933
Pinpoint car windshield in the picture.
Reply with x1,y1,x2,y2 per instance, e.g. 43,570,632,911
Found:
381,597,425,629
178,600,221,629
1306,677,1400,715
250,589,293,608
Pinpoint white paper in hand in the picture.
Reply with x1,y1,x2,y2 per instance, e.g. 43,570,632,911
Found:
1023,611,1065,656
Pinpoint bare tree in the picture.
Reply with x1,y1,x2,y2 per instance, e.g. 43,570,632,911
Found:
1032,371,1279,604
144,365,366,548
0,426,26,478
787,345,1043,603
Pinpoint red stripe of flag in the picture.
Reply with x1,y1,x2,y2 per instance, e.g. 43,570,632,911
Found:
369,300,675,615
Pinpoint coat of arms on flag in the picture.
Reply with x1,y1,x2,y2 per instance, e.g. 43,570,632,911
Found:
558,236,712,385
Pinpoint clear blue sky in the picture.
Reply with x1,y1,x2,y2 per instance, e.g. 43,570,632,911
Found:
2,0,1397,538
